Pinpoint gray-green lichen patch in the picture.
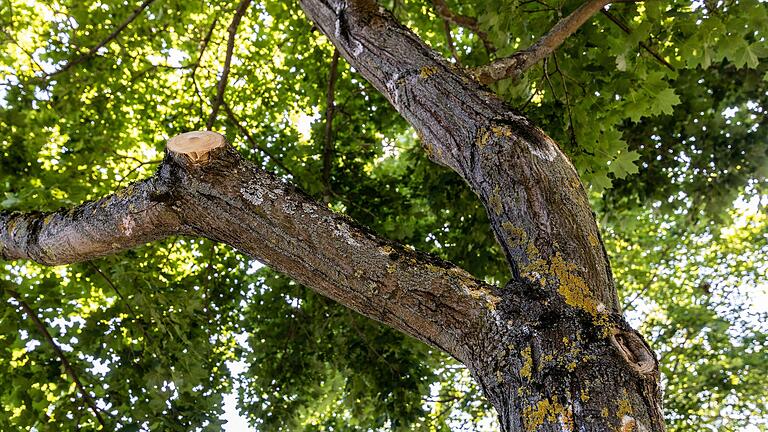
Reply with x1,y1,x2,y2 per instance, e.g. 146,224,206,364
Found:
120,215,136,237
241,181,276,206
332,221,361,246
282,202,296,215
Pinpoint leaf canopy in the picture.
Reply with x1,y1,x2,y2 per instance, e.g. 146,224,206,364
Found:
1,0,767,430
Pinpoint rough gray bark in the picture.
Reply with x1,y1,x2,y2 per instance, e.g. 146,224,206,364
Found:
299,0,665,430
1,0,667,430
0,144,498,365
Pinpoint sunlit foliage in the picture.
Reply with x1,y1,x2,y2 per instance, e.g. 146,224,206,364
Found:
1,0,766,430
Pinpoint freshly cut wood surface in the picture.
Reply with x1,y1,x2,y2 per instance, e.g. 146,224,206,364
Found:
167,131,226,162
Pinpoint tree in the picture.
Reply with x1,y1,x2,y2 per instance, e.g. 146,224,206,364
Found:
1,0,767,431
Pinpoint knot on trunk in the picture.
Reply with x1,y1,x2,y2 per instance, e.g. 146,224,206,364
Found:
610,327,657,377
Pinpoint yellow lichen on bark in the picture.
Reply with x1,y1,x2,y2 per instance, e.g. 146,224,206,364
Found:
520,346,533,379
502,221,527,245
549,254,594,312
580,389,590,402
489,187,503,215
523,397,574,432
617,396,633,419
491,125,514,138
549,254,611,330
419,65,438,78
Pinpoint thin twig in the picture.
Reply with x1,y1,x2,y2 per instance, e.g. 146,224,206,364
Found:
430,0,495,54
600,9,675,71
520,85,541,112
3,287,106,427
86,262,153,344
114,156,162,190
542,58,557,99
441,19,462,65
2,30,47,74
87,263,136,320
553,54,577,147
206,0,252,130
191,17,220,117
472,0,611,84
222,101,296,177
46,0,157,78
322,50,340,200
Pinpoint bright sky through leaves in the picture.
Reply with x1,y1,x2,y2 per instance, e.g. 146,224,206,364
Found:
1,0,767,430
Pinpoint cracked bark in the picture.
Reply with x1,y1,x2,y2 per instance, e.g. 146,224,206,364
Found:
1,132,499,366
299,0,665,430
1,0,668,429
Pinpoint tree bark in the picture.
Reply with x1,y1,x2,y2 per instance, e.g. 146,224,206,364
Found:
298,0,665,430
1,135,500,366
0,1,668,430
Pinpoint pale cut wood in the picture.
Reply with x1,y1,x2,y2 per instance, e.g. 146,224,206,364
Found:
167,131,226,163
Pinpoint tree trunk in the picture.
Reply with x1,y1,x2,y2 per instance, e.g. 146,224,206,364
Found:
298,0,666,430
0,1,668,430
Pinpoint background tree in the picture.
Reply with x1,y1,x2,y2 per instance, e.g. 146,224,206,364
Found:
1,0,767,431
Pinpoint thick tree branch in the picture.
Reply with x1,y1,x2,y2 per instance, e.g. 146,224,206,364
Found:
0,132,500,364
206,0,252,130
472,0,611,84
3,0,667,427
46,0,157,78
2,285,106,427
299,0,617,311
0,176,184,265
322,49,341,199
299,2,664,430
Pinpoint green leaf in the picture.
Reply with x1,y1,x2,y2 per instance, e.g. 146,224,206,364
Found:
610,150,640,179
731,43,760,69
589,172,613,192
654,88,681,116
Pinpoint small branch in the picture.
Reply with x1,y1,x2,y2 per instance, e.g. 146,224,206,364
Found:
46,0,157,78
472,0,611,84
2,286,106,427
542,57,557,99
115,157,162,190
86,261,154,346
222,101,296,177
206,0,252,130
442,19,462,65
191,17,220,116
322,49,340,200
191,18,219,78
552,54,577,147
430,0,495,54
600,9,674,71
1,30,47,74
